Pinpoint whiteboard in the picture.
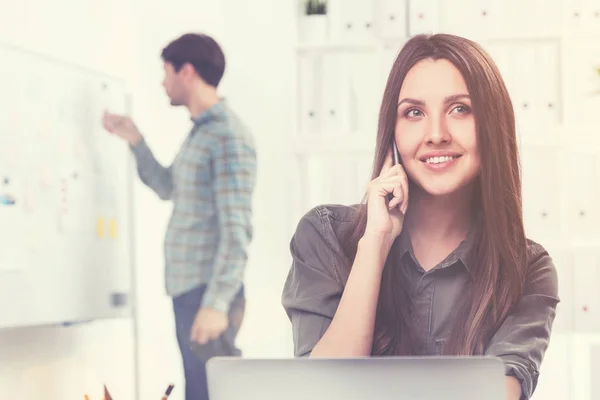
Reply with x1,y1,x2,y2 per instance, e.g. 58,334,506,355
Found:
0,42,134,328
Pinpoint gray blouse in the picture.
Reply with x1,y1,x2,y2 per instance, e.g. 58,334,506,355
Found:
282,204,559,399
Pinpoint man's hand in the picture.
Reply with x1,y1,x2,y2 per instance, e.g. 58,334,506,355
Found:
190,307,229,345
102,111,143,146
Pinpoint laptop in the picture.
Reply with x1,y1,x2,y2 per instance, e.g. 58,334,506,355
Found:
206,356,506,400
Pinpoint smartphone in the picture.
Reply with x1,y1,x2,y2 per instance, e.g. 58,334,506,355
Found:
387,140,401,203
392,140,400,165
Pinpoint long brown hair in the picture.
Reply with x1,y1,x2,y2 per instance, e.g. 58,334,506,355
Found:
341,34,527,356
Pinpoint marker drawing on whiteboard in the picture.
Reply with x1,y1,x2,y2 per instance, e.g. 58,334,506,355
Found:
0,194,16,205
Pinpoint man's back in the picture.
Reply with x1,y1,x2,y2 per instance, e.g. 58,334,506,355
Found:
131,100,256,308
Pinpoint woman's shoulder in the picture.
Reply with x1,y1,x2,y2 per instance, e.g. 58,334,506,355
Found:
525,238,553,266
299,203,360,223
524,238,559,298
525,237,547,255
295,204,359,243
290,204,360,278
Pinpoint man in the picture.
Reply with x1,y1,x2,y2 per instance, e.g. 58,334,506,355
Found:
102,33,256,400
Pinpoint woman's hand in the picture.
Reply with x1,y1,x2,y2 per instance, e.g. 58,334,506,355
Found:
363,146,409,242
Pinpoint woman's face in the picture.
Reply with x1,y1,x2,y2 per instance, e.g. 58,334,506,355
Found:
394,58,480,197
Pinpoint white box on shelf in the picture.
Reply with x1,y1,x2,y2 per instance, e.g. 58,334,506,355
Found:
380,45,400,87
510,44,539,130
377,0,407,39
439,0,509,40
439,0,480,39
347,52,383,135
297,54,322,136
500,2,529,39
338,0,377,43
504,0,561,39
583,0,600,35
481,42,512,87
532,0,562,37
381,44,399,77
565,0,600,36
298,14,329,44
565,0,586,35
565,152,600,245
572,247,600,333
535,42,562,127
408,0,440,36
320,52,350,135
471,0,505,40
520,144,564,244
562,39,600,125
304,155,328,208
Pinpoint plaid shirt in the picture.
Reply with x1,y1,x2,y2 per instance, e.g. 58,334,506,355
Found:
130,100,256,312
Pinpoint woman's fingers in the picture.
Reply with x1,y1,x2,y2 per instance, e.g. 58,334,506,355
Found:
378,167,409,213
380,147,394,176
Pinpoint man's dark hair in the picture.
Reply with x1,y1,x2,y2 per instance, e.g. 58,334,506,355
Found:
161,33,226,87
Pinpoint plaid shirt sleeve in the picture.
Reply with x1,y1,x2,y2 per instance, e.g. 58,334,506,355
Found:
201,132,256,313
130,138,174,200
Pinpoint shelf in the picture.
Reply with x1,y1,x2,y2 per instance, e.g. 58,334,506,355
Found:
296,35,565,52
296,42,382,53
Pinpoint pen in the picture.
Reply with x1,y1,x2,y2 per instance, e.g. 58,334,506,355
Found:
104,385,113,400
161,384,174,400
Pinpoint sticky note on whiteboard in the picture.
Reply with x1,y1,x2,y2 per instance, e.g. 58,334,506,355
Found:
96,217,105,238
0,194,16,205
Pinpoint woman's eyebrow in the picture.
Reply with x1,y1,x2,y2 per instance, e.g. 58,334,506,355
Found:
397,94,471,107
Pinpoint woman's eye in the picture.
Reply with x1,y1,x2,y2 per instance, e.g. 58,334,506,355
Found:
406,108,423,117
452,105,470,114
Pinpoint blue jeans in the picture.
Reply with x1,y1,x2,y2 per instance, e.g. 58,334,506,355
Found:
173,284,245,400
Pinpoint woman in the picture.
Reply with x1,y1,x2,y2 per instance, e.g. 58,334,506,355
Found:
282,33,559,400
